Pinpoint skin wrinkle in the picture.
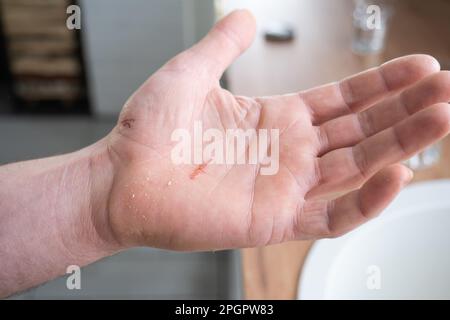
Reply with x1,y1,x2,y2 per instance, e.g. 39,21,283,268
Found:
292,201,303,241
204,96,263,245
352,144,371,181
296,200,326,239
342,70,370,111
244,98,265,247
210,91,227,132
281,159,306,193
89,147,120,249
378,63,392,92
207,88,230,130
234,96,251,120
272,162,302,244
391,126,409,156
337,80,354,114
55,158,105,261
315,125,329,156
42,169,54,217
213,88,234,129
207,97,262,196
266,202,276,246
113,125,169,157
357,109,373,138
300,202,318,236
357,189,370,220
246,162,260,247
298,92,315,123
324,200,334,237
397,89,412,118
190,84,205,128
36,169,62,265
308,158,325,193
54,163,73,261
230,96,247,127
110,134,190,176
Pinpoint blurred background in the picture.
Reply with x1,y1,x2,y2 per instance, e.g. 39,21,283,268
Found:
1,0,449,299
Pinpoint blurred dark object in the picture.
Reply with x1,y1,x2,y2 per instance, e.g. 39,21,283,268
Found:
0,5,12,114
0,0,89,114
264,21,295,42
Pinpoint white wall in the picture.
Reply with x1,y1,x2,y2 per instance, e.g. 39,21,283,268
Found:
80,0,215,116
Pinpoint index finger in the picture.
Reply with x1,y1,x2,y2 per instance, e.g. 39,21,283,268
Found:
301,54,441,125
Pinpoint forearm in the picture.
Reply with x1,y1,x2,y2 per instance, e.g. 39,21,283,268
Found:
0,138,120,297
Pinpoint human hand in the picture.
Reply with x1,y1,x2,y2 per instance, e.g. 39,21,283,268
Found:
104,10,450,251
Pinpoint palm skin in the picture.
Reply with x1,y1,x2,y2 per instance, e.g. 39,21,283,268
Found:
105,10,450,251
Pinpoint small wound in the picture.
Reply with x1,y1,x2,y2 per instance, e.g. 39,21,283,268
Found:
189,161,210,180
121,119,135,129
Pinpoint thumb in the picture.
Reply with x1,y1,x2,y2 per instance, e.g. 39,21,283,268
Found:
178,9,257,79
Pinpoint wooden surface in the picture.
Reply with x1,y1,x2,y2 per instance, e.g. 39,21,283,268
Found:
219,0,450,299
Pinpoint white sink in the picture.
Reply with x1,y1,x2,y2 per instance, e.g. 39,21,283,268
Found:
298,179,450,299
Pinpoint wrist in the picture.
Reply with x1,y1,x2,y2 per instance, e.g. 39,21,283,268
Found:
42,137,122,267
0,137,121,296
79,137,123,256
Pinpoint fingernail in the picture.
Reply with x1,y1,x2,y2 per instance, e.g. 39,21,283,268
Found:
404,168,414,184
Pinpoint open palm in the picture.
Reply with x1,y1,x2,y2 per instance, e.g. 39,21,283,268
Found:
106,10,450,251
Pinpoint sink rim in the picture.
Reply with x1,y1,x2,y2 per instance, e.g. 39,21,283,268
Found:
298,178,450,299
